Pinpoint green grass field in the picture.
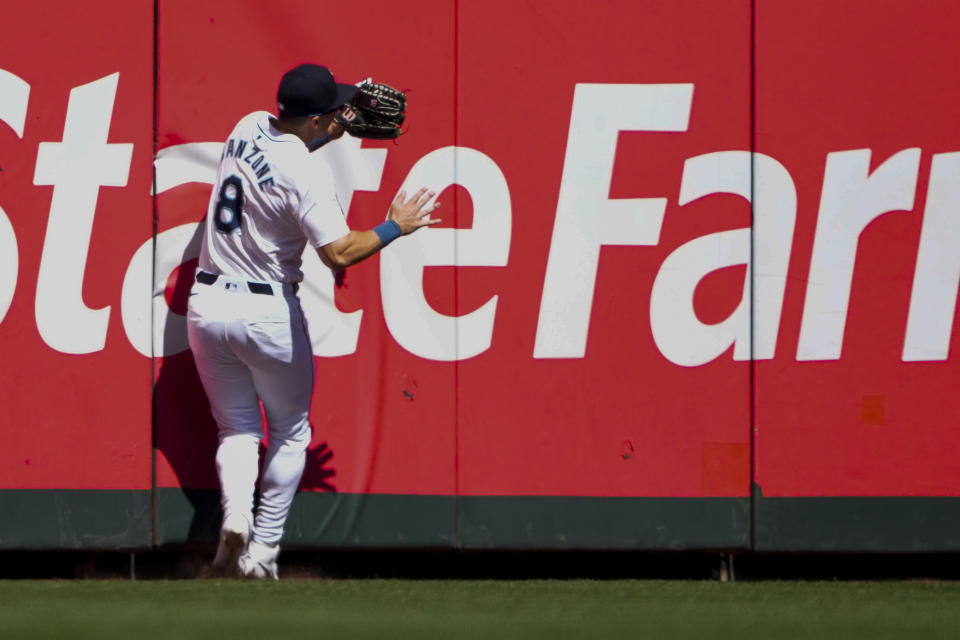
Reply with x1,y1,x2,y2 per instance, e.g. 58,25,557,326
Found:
1,579,958,640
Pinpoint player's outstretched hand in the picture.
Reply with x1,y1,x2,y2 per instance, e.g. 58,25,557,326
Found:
388,187,442,235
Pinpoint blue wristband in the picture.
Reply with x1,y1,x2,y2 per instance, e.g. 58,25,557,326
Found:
373,219,402,247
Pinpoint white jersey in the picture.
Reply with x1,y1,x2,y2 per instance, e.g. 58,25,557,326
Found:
198,111,350,283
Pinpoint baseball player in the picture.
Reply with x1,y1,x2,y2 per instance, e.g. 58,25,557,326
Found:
186,63,439,579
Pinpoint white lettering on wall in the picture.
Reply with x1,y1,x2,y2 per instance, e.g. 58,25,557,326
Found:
122,223,202,357
0,69,29,325
381,146,511,361
903,152,960,361
797,148,921,360
152,142,224,195
534,83,693,358
33,73,133,354
650,151,796,366
0,69,29,138
304,134,386,356
6,72,960,366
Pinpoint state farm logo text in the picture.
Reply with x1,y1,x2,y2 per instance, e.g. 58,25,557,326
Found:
1,72,957,365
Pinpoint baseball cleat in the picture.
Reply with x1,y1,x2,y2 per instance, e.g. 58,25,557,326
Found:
238,540,280,580
211,511,252,577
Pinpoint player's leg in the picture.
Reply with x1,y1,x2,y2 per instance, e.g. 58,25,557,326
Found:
234,296,315,577
187,292,264,573
246,296,314,547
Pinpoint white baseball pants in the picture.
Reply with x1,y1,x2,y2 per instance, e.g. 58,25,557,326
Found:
186,274,314,547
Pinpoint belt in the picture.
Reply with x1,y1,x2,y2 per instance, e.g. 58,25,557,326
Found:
195,270,298,295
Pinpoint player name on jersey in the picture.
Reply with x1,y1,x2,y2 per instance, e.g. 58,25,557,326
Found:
222,136,275,191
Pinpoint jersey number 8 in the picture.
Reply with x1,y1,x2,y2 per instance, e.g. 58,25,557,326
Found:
214,175,244,233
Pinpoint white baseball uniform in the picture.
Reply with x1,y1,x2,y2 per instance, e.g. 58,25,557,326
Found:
187,111,349,549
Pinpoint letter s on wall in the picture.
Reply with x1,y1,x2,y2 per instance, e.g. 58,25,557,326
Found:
0,68,30,325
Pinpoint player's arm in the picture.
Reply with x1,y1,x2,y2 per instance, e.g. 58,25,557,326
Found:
317,187,441,270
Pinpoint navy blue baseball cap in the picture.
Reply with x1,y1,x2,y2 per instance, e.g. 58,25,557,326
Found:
277,64,358,117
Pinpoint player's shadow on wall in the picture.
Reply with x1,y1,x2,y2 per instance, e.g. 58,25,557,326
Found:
153,223,336,546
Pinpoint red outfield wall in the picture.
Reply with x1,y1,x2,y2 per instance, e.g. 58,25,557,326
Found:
1,0,959,551
0,3,154,490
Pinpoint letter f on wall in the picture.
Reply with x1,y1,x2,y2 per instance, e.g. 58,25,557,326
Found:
534,83,693,358
33,73,133,354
